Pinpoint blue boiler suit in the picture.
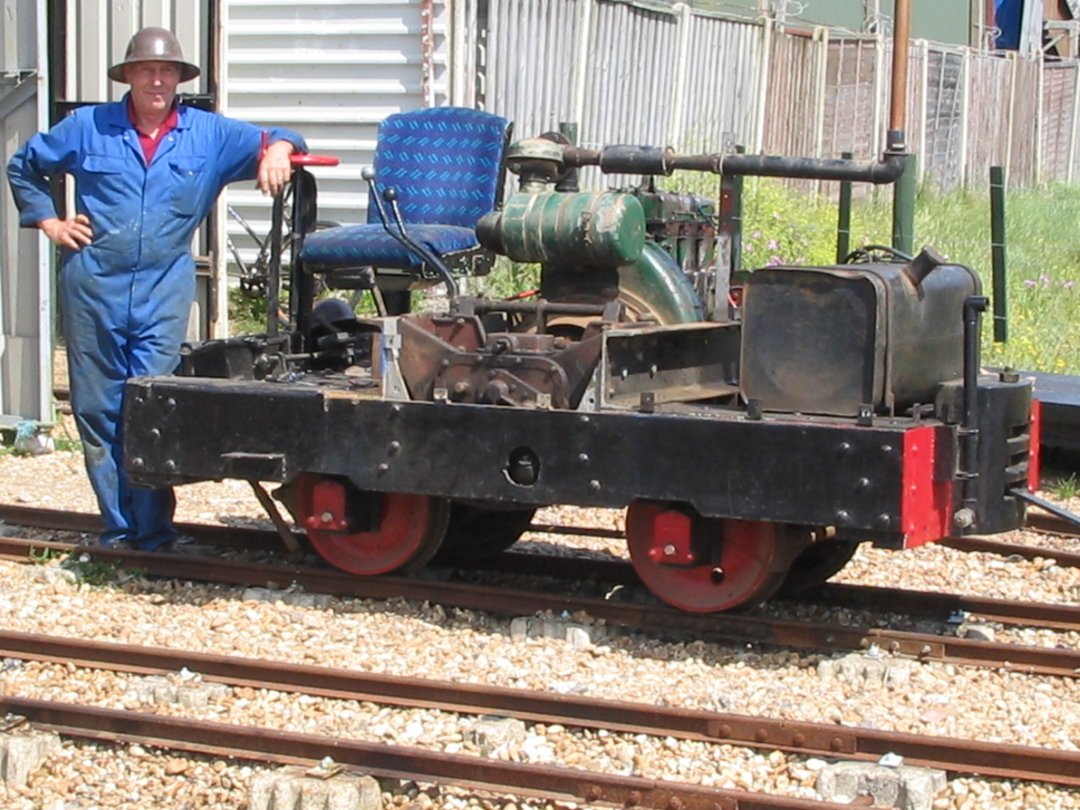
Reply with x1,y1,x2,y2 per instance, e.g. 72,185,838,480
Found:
7,96,305,549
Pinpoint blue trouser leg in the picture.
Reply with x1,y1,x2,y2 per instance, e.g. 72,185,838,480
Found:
61,255,193,550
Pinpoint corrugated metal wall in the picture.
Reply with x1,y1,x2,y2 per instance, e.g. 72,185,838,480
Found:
0,1,50,425
485,0,763,193
219,0,454,316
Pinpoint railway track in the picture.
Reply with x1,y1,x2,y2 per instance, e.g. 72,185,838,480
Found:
5,502,1077,569
2,629,1077,788
0,529,1076,677
1,695,842,810
1,504,1077,634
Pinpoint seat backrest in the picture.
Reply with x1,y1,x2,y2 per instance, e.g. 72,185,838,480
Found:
366,107,511,229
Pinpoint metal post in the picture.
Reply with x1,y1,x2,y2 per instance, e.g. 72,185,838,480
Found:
961,296,989,523
836,151,853,263
720,145,746,275
892,152,916,256
266,193,284,338
990,165,1008,343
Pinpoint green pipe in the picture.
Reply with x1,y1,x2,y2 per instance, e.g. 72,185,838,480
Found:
990,165,1008,343
836,151,853,263
892,151,916,256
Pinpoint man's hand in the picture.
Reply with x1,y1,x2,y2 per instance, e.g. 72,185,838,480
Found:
256,140,296,197
40,215,92,250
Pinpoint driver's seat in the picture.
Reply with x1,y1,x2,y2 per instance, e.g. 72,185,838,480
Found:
297,106,512,301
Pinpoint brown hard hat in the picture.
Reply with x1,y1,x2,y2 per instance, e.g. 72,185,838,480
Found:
108,27,200,83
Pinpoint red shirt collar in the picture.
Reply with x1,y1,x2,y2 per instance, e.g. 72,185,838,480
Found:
128,99,179,164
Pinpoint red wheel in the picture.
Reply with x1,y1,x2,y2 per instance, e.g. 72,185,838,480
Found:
297,474,449,575
625,502,807,612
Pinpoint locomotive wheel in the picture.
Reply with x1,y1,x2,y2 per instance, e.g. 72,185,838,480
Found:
778,540,861,594
625,502,808,613
297,475,449,575
434,502,538,561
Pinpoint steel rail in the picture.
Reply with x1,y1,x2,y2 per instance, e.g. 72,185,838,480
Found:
1,536,1077,678
3,503,1076,570
1,630,1076,787
941,535,1080,568
0,695,851,810
5,527,1078,633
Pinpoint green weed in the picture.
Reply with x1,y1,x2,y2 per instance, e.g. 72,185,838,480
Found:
27,546,63,565
61,553,126,587
1050,473,1080,501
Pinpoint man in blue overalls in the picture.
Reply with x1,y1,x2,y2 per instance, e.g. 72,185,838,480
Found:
7,27,307,551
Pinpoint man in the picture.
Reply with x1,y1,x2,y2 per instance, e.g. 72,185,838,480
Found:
7,27,307,551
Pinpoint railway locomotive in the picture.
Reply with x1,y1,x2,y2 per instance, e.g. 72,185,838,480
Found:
122,148,1037,612
122,8,1037,614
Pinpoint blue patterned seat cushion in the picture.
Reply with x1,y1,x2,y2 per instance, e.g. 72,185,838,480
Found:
298,106,510,273
299,223,479,272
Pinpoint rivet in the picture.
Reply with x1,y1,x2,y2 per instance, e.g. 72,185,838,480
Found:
388,441,401,456
377,462,390,473
588,479,601,493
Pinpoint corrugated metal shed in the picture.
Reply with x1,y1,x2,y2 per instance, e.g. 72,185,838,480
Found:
0,2,51,426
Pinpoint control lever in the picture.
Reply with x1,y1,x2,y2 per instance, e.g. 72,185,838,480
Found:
361,167,458,301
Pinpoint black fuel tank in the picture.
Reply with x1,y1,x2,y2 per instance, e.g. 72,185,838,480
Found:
739,252,980,417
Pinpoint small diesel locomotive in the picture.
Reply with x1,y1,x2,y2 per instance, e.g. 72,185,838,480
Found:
122,119,1037,613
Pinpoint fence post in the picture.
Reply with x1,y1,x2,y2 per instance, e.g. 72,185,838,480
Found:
813,26,830,196
959,48,971,187
990,165,1008,343
917,39,929,185
871,32,886,161
1035,56,1044,186
1004,52,1017,189
1071,64,1080,182
753,16,773,154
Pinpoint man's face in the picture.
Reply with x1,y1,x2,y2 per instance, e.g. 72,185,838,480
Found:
125,61,181,119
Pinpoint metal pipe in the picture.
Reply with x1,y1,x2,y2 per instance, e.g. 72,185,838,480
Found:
888,0,911,151
560,145,908,184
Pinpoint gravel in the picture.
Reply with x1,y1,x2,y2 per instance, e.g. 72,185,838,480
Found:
0,419,1078,809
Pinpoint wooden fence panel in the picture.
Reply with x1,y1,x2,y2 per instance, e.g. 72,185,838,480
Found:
1041,63,1078,183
